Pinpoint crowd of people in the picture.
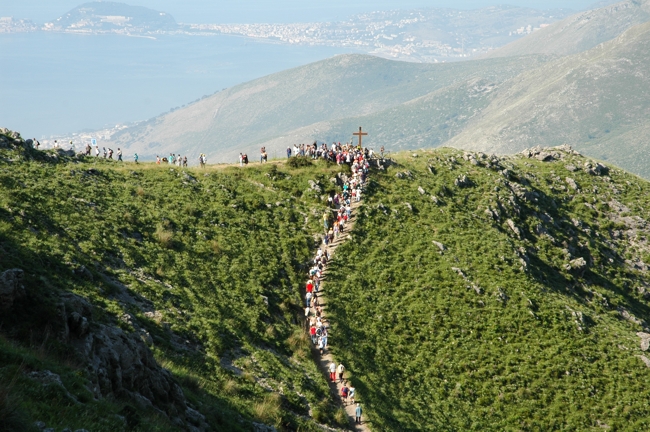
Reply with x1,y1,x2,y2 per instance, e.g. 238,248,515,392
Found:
303,143,371,426
287,141,375,164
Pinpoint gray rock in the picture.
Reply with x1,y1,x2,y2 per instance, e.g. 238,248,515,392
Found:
418,186,426,195
495,288,509,303
185,407,206,426
569,257,587,273
637,332,650,351
638,355,650,368
253,423,278,432
0,268,25,311
565,165,577,172
404,202,413,212
430,195,439,204
455,175,473,188
432,241,446,252
566,177,579,191
484,208,498,220
536,152,555,162
182,172,197,183
506,219,522,238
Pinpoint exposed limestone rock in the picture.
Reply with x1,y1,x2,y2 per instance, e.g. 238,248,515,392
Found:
455,175,473,188
418,186,426,195
565,177,579,191
506,219,522,238
0,268,25,311
637,332,650,351
638,355,650,368
569,257,588,274
432,241,446,251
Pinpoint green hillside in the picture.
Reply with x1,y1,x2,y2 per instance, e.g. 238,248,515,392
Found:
448,21,650,178
0,131,352,431
6,127,650,430
485,0,650,58
106,54,548,163
326,147,650,430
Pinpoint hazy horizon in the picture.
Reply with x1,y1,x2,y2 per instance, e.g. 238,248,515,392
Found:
1,0,614,24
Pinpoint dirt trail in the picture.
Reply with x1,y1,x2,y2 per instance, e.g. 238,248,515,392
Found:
307,197,370,432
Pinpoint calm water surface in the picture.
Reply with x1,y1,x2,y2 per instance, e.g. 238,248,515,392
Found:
0,32,356,137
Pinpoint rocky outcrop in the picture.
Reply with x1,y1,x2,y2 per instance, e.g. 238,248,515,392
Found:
3,277,207,430
0,268,25,311
58,293,207,428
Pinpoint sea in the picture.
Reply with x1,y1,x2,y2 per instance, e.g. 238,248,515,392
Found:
0,32,357,138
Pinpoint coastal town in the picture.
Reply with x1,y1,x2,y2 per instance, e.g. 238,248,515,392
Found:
1,4,565,62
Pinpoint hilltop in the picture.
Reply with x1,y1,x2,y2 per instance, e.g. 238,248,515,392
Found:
103,54,548,163
486,0,650,58
93,1,650,180
44,2,177,33
3,129,650,430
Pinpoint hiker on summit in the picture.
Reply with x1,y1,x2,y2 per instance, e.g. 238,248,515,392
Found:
95,145,99,157
117,148,123,162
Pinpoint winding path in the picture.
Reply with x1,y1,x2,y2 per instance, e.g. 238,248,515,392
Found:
306,195,370,432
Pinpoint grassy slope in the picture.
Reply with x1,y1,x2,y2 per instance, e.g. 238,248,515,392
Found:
0,143,351,431
448,20,650,178
325,148,650,430
485,0,650,58
107,54,547,163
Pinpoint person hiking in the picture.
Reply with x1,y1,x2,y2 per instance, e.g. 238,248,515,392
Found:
340,383,349,405
329,362,336,382
85,143,91,156
156,155,161,164
133,153,139,164
108,148,113,159
355,403,362,424
117,148,122,161
318,335,325,355
183,156,188,167
337,363,345,383
349,385,356,404
94,145,99,157
310,325,317,344
286,146,291,158
102,147,107,158
305,291,312,308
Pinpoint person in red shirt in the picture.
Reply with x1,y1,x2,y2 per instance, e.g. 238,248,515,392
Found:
306,279,313,294
310,325,317,344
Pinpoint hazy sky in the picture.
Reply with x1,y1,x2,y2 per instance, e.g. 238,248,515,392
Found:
1,0,610,23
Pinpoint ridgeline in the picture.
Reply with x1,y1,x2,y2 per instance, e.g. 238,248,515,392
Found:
3,129,650,431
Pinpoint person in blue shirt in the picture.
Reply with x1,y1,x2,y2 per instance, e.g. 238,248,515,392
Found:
355,403,362,424
133,153,139,164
